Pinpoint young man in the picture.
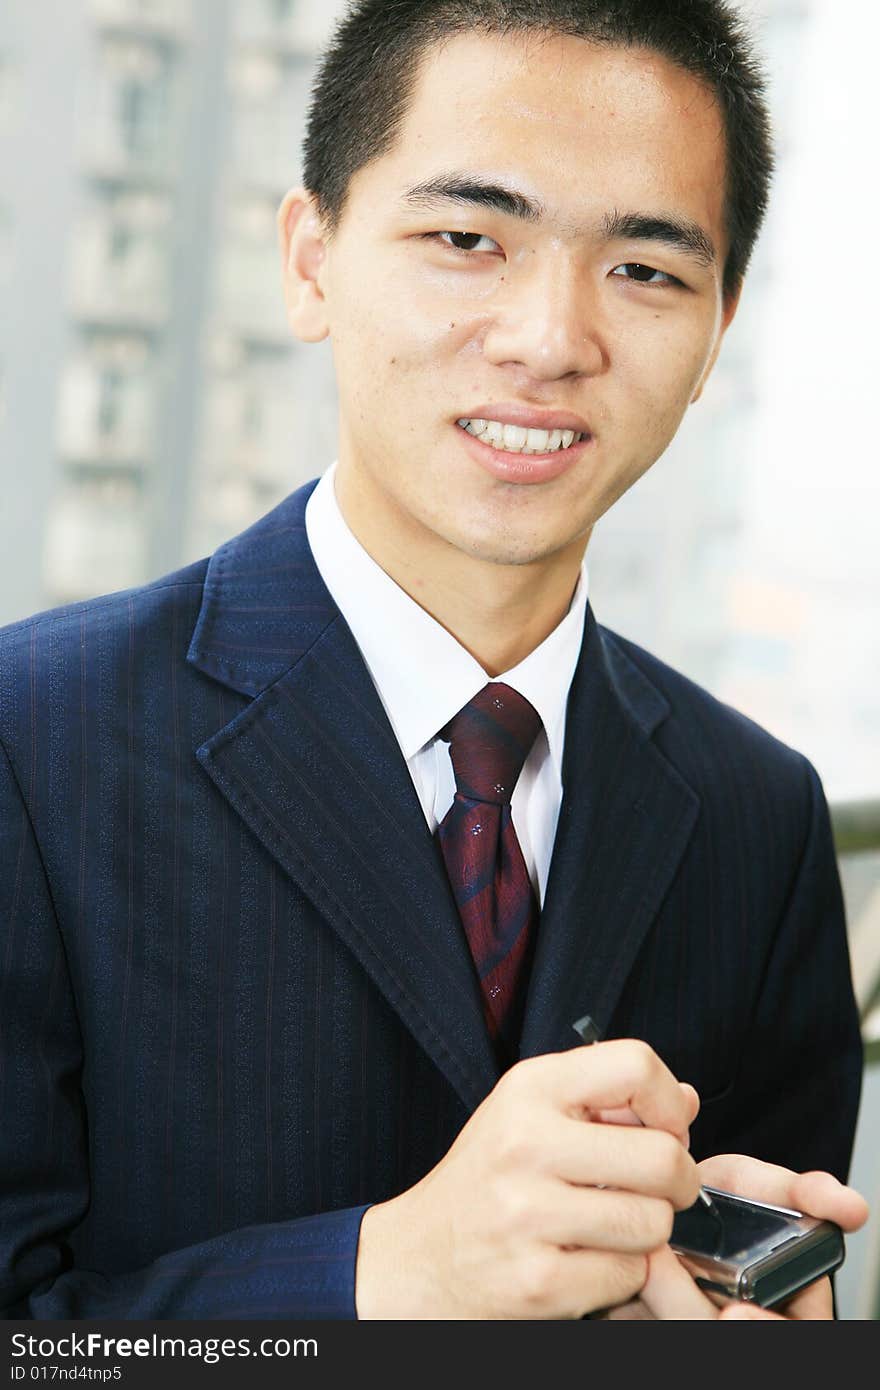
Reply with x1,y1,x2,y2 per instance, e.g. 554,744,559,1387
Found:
0,0,866,1321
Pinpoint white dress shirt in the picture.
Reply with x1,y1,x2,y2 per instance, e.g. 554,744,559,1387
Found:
304,460,590,908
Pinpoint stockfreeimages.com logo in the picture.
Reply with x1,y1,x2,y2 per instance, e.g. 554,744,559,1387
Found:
11,1333,317,1367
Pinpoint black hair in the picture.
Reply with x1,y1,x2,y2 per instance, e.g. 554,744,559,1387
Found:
301,0,774,300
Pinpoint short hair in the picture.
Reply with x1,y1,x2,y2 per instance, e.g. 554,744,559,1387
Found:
301,0,774,301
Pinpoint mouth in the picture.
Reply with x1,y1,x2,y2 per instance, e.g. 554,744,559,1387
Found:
453,411,589,489
456,417,590,456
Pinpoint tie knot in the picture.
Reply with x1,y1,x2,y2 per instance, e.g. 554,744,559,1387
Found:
439,683,542,805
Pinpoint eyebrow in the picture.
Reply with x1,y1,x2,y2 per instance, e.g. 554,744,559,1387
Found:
602,209,716,268
401,174,543,224
399,174,717,267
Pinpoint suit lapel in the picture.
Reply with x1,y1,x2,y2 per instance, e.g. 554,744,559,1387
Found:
187,479,700,1106
187,481,499,1113
519,606,700,1059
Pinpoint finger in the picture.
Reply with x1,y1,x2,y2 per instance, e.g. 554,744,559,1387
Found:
678,1082,701,1125
588,1106,695,1157
637,1244,721,1319
697,1153,792,1194
774,1275,834,1320
551,1115,700,1206
720,1302,785,1320
675,1082,700,1149
496,1244,648,1319
697,1154,869,1231
599,1297,656,1319
532,1040,695,1137
590,1081,699,1132
589,1105,643,1127
552,1247,649,1318
537,1184,676,1253
590,1105,692,1150
586,1078,697,1145
787,1172,869,1232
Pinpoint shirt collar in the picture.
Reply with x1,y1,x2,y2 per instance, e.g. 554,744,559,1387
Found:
304,461,589,780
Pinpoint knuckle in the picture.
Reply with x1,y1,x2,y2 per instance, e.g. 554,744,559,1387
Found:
496,1179,534,1233
496,1055,542,1103
516,1249,560,1309
492,1063,522,1101
601,1194,643,1248
573,1251,649,1319
674,1149,702,1204
654,1130,692,1187
508,1053,543,1085
584,1251,648,1311
647,1198,675,1248
626,1037,659,1083
603,1194,669,1252
614,1252,650,1302
495,1125,538,1175
655,1128,682,1172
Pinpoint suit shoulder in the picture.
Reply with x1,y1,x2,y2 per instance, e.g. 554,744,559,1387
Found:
599,622,814,791
0,558,209,667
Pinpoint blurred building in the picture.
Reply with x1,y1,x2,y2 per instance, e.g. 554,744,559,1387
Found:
0,0,342,619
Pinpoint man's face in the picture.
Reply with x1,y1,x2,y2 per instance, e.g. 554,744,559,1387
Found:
283,32,737,575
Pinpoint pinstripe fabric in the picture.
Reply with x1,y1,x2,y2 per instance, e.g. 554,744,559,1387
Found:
0,477,863,1319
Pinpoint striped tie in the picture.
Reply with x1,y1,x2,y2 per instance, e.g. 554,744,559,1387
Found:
436,683,542,1066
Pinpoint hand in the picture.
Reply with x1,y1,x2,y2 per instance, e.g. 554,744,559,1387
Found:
355,1040,701,1318
601,1152,869,1320
704,1155,868,1321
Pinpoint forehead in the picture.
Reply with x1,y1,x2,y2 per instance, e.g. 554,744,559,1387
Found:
354,31,727,242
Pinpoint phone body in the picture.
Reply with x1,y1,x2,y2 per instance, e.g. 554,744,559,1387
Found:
670,1186,845,1308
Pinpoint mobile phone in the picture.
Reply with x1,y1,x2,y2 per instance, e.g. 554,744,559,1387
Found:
670,1186,845,1308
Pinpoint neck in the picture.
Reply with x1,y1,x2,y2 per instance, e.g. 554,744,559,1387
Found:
334,470,589,677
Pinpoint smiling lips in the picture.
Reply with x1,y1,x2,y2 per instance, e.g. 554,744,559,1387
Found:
457,418,586,455
455,401,592,458
453,405,589,483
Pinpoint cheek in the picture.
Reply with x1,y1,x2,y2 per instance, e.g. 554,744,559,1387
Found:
351,252,480,363
332,286,454,391
619,326,714,425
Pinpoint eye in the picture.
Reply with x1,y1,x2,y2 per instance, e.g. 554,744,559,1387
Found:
611,262,682,287
423,230,501,255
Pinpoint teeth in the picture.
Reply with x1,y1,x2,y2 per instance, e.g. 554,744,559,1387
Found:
456,418,583,454
498,422,527,449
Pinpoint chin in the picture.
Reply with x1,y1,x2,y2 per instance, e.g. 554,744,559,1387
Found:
452,533,559,567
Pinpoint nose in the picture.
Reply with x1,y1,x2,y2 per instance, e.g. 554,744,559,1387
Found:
481,246,608,381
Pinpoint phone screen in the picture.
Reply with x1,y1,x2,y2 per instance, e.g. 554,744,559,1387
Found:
671,1191,798,1260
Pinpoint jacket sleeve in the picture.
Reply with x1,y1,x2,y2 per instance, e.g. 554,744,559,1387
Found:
698,753,863,1183
0,737,369,1320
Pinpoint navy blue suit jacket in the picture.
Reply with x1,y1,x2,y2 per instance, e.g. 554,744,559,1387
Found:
0,478,862,1318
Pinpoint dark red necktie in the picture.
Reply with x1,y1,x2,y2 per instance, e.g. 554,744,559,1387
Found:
435,682,543,1065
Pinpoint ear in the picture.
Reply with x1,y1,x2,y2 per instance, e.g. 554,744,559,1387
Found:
277,185,331,343
690,282,742,404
